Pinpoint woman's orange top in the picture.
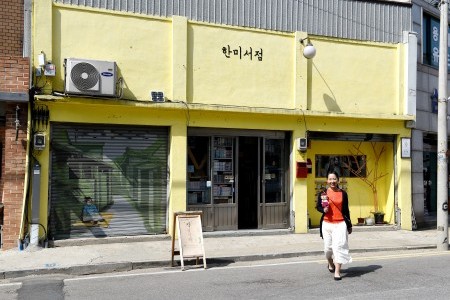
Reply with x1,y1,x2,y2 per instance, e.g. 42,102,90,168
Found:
323,188,344,223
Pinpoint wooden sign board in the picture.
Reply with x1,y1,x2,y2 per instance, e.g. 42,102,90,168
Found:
171,211,206,270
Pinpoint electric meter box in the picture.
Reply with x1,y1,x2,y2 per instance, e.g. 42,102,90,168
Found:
34,133,46,150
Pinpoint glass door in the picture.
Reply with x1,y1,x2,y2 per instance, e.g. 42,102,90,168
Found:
211,136,237,230
260,138,289,228
187,135,237,231
187,136,213,230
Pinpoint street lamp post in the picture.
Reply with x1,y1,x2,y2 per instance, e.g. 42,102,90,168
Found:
437,0,449,251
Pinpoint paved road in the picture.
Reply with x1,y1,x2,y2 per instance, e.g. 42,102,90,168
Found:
1,249,450,299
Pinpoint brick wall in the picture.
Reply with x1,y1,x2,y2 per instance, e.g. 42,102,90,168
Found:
1,103,28,250
0,0,28,250
0,57,30,93
0,56,29,249
0,0,24,56
0,126,4,227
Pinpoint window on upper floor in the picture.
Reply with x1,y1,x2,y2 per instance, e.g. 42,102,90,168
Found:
422,13,450,70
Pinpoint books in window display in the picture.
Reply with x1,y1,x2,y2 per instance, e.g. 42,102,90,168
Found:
188,181,207,190
214,148,232,158
213,185,232,196
213,161,232,171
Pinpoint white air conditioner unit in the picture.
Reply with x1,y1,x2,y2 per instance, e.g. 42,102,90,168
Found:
64,58,117,97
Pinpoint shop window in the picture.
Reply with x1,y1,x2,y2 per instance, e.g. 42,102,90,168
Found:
315,155,366,178
422,13,450,70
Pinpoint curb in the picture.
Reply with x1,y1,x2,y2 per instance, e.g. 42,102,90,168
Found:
205,245,437,264
1,261,170,280
0,245,437,279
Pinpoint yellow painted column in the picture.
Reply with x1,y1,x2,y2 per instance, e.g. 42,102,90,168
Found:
168,123,187,237
293,128,309,233
293,30,310,232
169,15,189,236
295,31,309,110
172,16,188,102
397,135,412,230
29,0,53,238
33,0,53,93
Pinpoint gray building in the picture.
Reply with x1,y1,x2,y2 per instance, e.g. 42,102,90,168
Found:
410,0,450,228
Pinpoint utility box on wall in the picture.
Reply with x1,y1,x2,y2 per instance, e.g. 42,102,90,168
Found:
297,138,307,152
296,162,308,178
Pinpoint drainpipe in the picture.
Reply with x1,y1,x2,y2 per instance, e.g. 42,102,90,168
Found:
15,105,20,141
16,0,34,250
23,0,31,58
23,0,32,89
18,0,33,247
18,100,33,249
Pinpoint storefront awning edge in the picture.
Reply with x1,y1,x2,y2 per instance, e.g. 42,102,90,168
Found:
35,95,415,122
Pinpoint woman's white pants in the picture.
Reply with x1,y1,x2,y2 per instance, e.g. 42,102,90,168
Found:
322,220,352,264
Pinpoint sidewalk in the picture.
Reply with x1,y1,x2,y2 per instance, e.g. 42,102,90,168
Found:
0,226,441,280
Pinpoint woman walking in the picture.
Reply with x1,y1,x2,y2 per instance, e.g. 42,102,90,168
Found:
316,171,352,280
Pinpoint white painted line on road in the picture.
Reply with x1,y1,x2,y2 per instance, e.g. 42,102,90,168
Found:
0,282,22,288
350,250,450,262
65,258,328,283
64,259,346,283
64,268,204,282
64,250,450,283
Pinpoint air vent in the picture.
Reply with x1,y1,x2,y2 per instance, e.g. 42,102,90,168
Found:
65,58,117,97
71,62,100,91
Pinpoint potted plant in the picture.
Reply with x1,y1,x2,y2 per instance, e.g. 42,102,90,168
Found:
372,211,385,224
342,142,388,225
365,216,374,226
357,217,365,225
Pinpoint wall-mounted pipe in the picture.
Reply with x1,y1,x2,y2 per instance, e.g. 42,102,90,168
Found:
15,105,20,141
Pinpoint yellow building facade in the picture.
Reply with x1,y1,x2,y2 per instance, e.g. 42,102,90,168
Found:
27,1,413,242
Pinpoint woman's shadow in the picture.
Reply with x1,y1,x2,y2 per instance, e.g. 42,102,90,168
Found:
341,265,382,278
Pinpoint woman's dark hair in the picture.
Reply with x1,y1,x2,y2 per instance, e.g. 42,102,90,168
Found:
327,171,340,181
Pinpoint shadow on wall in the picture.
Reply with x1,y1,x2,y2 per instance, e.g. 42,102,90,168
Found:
323,94,341,112
311,62,340,112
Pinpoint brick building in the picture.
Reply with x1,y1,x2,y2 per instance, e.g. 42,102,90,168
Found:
0,0,30,250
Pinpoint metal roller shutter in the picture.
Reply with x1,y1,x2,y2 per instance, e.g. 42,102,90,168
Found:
307,132,395,142
49,123,168,240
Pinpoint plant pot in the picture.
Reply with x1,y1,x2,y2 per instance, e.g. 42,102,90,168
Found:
365,217,374,226
373,213,385,224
